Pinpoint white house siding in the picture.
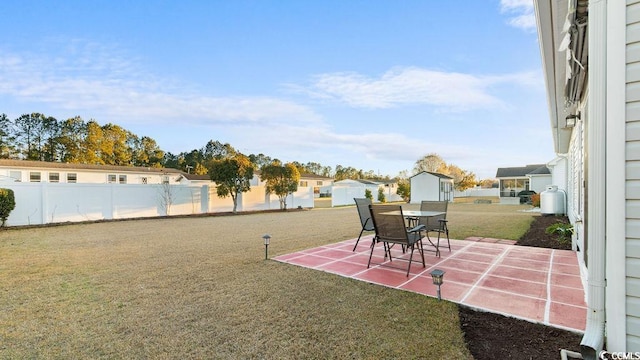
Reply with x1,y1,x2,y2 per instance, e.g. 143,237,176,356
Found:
568,121,585,253
528,175,552,194
548,156,568,193
628,0,640,348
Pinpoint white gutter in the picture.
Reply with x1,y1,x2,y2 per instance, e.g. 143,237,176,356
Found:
580,0,606,357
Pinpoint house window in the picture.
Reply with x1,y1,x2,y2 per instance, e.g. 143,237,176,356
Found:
119,175,127,184
317,181,323,186
108,174,117,183
9,171,21,182
162,175,170,184
141,177,148,184
49,172,60,183
67,173,77,183
30,172,41,182
300,181,308,187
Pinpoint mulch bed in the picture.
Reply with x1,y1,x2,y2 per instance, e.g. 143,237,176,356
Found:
515,214,573,250
460,214,583,359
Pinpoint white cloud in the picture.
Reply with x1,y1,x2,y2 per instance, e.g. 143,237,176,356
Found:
0,41,321,127
291,67,541,112
500,0,537,32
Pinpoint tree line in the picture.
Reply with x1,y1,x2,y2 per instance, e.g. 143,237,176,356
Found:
0,113,395,180
0,113,489,194
0,113,164,168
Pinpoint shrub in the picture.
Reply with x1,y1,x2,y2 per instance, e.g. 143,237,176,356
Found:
531,193,541,207
377,188,386,203
364,189,373,200
545,222,574,245
396,181,410,202
0,188,16,227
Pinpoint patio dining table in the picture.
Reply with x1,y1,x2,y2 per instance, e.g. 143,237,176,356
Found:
380,210,445,227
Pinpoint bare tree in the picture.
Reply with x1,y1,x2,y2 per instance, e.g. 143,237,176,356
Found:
157,178,174,216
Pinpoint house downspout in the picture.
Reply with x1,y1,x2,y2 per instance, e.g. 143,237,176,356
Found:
580,0,606,358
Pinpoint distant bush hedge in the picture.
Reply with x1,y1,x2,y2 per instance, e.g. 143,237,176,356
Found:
0,188,16,227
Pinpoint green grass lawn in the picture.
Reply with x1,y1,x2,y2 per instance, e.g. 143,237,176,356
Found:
0,203,535,359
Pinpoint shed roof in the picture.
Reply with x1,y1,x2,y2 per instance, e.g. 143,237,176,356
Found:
410,171,453,180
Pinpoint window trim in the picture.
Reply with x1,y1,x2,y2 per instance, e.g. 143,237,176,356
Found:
49,172,60,183
30,172,41,182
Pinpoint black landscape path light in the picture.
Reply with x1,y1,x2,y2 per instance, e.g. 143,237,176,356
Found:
262,234,271,260
430,269,445,301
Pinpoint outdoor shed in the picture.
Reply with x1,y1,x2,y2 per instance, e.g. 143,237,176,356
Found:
409,171,453,204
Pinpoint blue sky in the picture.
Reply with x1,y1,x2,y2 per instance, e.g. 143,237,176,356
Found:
0,0,554,180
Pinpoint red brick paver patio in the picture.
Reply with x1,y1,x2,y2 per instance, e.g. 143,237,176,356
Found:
274,236,586,333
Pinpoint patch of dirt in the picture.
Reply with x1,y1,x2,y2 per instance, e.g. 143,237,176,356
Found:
516,214,573,250
460,306,583,359
460,215,583,359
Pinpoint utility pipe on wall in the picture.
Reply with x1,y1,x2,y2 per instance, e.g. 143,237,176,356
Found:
580,0,606,358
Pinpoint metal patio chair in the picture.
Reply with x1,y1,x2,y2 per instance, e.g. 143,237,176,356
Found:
367,204,426,276
353,198,375,251
418,201,451,257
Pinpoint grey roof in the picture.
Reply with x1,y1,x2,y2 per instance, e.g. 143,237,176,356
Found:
0,159,185,174
355,179,380,185
299,173,334,180
183,173,211,181
495,164,550,178
410,171,453,180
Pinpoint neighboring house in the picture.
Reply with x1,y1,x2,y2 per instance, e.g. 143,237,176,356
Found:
495,164,551,199
250,171,333,196
0,159,185,184
535,0,632,355
298,173,334,198
409,172,454,204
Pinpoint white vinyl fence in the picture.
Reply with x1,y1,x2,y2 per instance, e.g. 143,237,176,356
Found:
331,185,403,207
453,188,500,198
3,182,314,226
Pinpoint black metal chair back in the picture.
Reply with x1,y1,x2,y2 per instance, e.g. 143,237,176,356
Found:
367,204,425,276
418,200,450,257
352,198,375,251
